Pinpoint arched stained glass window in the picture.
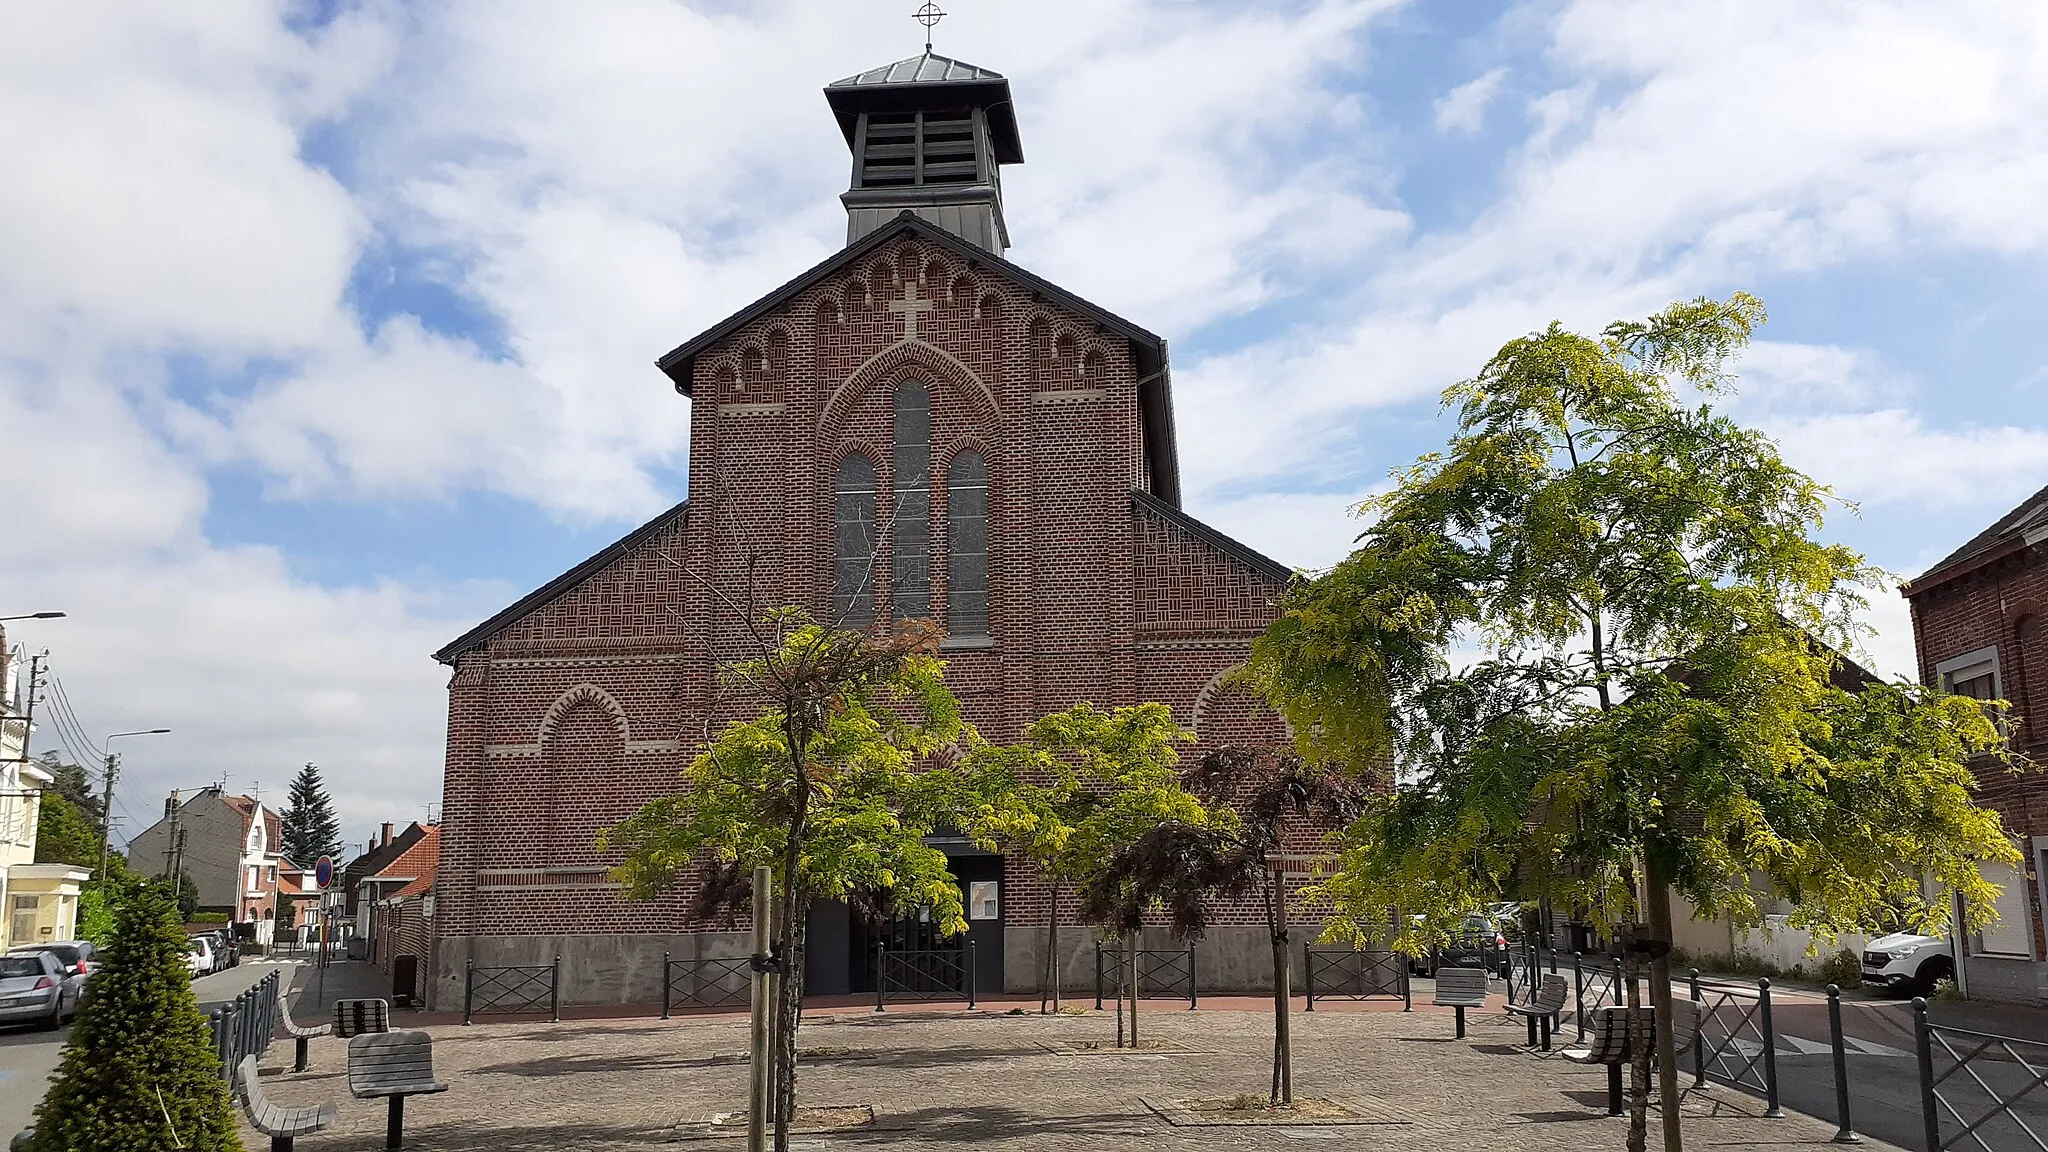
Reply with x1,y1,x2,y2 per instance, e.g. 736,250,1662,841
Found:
947,451,989,636
892,382,931,621
834,454,878,625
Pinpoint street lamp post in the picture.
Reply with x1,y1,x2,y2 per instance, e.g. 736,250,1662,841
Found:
0,613,65,623
99,729,170,879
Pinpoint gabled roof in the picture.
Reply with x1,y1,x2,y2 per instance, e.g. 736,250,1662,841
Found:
1904,480,2048,595
371,826,439,887
655,214,1181,503
341,822,428,888
434,499,690,664
830,51,1004,88
1131,489,1294,585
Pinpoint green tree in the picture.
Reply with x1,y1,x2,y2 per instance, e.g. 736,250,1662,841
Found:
33,754,104,824
1242,294,2017,1152
954,702,1202,1017
280,762,342,866
602,611,968,1152
31,879,240,1151
34,789,101,868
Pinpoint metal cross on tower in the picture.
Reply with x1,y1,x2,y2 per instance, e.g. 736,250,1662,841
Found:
914,2,945,53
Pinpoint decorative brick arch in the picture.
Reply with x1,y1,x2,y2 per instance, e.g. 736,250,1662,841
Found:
538,684,629,746
1192,663,1293,743
818,341,999,440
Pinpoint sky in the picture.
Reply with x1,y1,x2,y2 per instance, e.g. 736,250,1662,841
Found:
3,0,2045,855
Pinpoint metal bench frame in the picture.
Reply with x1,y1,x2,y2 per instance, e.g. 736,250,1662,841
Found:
1506,972,1570,1050
235,1054,338,1152
348,1030,448,1151
1431,966,1491,1039
277,986,333,1072
334,998,391,1039
1562,1000,1702,1116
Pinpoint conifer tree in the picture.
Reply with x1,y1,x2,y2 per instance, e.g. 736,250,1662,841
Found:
31,879,239,1151
280,762,342,866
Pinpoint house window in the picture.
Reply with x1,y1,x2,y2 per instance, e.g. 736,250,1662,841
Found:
266,865,277,885
968,880,999,921
1938,646,2000,700
947,451,990,636
892,382,932,621
834,454,878,625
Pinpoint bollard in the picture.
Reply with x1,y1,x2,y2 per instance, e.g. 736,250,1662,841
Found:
967,941,978,1011
1093,942,1103,1011
1913,999,1940,1152
464,956,475,1026
1402,961,1412,1011
1691,968,1707,1088
662,952,672,1019
1303,941,1315,1012
875,942,887,1013
1573,952,1587,1040
1825,985,1860,1143
551,955,562,1023
1187,945,1198,1010
1759,977,1783,1118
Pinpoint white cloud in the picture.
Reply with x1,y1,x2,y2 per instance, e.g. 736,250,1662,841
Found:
1435,67,1507,133
1767,409,2048,511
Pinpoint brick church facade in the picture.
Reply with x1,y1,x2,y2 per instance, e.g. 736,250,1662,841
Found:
428,52,1293,1009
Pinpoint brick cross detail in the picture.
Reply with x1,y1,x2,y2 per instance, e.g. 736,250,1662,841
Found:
887,282,933,342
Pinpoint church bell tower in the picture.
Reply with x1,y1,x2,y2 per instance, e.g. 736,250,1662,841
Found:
825,51,1024,256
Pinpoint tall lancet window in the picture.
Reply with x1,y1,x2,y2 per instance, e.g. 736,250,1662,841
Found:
834,454,878,625
947,451,990,636
892,383,932,620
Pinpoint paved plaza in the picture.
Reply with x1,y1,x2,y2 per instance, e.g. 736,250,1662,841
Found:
247,989,1904,1151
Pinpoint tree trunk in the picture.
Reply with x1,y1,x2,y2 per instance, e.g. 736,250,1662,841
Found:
1271,866,1292,1105
1647,860,1683,1152
1625,950,1648,1152
1042,885,1060,1014
1127,935,1141,1049
771,899,808,1152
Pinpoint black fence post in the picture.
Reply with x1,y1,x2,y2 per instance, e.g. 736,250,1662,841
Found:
1758,977,1783,1118
1303,942,1315,1012
1691,968,1706,1088
1093,942,1103,1011
661,951,672,1020
1573,952,1587,1040
551,955,562,1023
967,941,978,1011
1402,958,1412,1012
1826,984,1860,1144
1187,946,1197,1010
1914,998,1940,1152
874,942,886,1013
463,956,475,1026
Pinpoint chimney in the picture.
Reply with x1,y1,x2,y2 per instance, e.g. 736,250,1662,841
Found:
380,822,394,848
164,789,181,819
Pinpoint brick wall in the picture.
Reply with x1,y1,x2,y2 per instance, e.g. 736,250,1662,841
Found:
1907,538,2048,976
434,227,1310,988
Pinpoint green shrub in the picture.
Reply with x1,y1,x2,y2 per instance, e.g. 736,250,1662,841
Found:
186,912,229,926
1816,950,1861,988
31,881,240,1151
1933,977,1966,1003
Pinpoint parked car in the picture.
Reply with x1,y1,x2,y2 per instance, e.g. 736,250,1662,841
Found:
1413,914,1508,976
0,951,74,1030
7,942,93,1008
186,935,217,978
1861,932,1954,995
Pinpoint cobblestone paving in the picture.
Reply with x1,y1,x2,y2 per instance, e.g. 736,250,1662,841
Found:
244,1002,1905,1150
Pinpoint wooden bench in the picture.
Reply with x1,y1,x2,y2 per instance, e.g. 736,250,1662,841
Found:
1431,966,1491,1038
235,1054,338,1151
1505,972,1570,1049
278,986,333,1072
348,1030,448,1150
334,998,391,1038
1562,1001,1703,1115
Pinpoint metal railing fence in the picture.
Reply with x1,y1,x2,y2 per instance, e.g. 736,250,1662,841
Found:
1689,970,1782,1117
661,954,752,1017
874,942,976,1010
1914,998,2048,1152
1303,946,1411,1010
206,970,282,1083
1569,952,1628,1040
1092,944,1197,1009
463,956,561,1024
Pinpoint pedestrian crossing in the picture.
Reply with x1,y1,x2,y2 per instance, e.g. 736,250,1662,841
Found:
1714,1034,1911,1059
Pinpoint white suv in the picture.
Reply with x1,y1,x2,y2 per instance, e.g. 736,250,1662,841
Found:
1860,932,1954,994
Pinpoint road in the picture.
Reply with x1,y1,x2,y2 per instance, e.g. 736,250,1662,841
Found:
0,958,299,1139
1696,985,2048,1151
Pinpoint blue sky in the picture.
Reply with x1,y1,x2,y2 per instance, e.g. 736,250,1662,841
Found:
3,0,2044,841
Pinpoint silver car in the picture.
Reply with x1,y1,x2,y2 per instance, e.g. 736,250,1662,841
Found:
0,951,73,1030
6,942,93,1010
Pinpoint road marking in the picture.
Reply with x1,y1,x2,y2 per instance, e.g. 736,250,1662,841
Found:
1843,1036,1912,1058
1782,1035,1834,1055
1718,1035,1911,1058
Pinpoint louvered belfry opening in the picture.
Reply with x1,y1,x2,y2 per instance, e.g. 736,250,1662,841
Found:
827,52,1024,254
859,111,982,189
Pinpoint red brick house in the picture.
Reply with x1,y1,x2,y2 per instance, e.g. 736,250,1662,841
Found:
1904,480,2048,1003
429,51,1295,1009
368,826,440,1006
